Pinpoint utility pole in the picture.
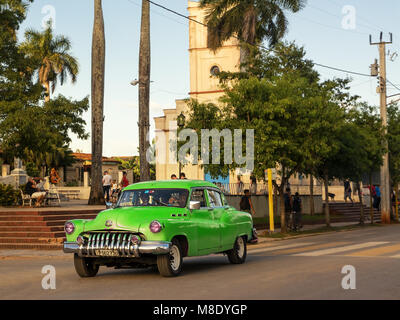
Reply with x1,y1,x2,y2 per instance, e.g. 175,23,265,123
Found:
138,0,151,181
370,32,393,224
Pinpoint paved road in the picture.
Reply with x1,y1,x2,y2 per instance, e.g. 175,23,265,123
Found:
1,225,400,300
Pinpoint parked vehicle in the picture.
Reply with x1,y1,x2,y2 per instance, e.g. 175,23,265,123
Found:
63,180,253,277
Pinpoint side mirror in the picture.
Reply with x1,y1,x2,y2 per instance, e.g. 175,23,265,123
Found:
189,201,201,210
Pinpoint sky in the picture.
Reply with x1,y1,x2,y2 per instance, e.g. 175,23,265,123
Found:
18,0,400,157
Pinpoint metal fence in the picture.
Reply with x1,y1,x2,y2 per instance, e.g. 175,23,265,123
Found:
216,183,323,196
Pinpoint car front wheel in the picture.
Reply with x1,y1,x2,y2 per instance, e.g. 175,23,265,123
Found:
157,240,183,277
73,254,99,277
227,236,247,264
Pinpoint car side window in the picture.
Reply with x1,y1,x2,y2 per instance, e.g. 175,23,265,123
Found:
190,189,206,208
207,189,222,208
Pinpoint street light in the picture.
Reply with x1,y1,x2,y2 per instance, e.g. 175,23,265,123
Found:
130,79,154,86
177,112,186,177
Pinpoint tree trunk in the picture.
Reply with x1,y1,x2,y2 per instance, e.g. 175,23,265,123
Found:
239,45,250,72
324,172,330,227
44,81,50,102
369,173,373,224
309,175,315,216
88,0,105,205
138,0,151,181
357,181,364,225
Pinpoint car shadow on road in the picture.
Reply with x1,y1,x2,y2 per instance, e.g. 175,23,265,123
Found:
95,254,260,279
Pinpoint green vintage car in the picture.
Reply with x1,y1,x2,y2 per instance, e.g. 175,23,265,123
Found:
63,180,253,277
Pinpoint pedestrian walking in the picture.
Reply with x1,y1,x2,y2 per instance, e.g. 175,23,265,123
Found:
284,187,293,229
344,180,353,204
293,192,302,230
236,175,244,195
250,174,257,195
102,170,112,202
239,189,258,243
374,185,381,211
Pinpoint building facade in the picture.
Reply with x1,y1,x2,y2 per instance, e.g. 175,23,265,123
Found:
154,0,241,182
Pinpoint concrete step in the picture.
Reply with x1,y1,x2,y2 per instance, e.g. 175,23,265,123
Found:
0,209,100,216
0,243,63,250
0,214,97,222
0,237,65,244
0,231,65,238
0,226,64,232
0,220,70,227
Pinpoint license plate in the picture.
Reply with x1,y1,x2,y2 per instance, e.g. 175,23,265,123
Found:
95,249,119,257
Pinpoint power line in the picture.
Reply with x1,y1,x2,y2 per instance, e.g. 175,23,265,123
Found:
141,0,374,78
387,79,400,92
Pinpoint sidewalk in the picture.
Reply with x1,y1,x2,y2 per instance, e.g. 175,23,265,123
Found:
253,221,361,245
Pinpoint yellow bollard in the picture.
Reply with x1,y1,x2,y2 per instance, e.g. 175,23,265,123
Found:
268,169,274,232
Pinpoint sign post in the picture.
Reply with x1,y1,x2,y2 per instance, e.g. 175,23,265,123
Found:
267,169,274,232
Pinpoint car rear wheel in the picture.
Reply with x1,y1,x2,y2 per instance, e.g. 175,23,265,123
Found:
74,254,99,277
157,240,183,277
227,236,247,264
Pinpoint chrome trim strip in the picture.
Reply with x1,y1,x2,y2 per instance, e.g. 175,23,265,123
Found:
100,233,105,249
105,233,110,249
110,233,115,250
88,234,94,256
96,233,101,251
64,240,171,257
121,234,127,256
138,241,171,255
116,234,122,253
63,242,79,253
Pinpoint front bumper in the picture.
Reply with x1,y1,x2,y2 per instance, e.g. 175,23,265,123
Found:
63,240,171,258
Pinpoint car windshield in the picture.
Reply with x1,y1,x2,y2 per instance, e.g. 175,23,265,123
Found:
117,188,189,208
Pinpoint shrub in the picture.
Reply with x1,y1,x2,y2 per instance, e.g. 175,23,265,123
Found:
0,184,20,206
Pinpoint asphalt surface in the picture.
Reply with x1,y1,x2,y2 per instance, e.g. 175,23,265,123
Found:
1,224,400,300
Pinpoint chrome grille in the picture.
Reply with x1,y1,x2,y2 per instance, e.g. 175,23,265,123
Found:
81,232,140,257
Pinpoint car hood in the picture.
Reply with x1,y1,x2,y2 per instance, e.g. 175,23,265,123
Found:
84,206,186,232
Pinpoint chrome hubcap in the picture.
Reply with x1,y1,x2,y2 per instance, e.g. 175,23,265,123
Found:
170,245,180,271
237,237,245,258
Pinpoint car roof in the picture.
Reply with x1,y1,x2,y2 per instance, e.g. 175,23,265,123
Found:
124,180,218,191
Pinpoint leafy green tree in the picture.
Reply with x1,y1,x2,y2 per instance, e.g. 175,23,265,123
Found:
350,103,385,223
0,95,89,171
388,103,400,214
116,156,156,182
20,22,79,102
199,0,306,63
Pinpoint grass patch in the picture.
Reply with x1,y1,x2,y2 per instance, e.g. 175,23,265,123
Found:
260,222,384,239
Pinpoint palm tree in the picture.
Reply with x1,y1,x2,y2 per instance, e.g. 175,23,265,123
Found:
88,0,106,205
138,0,151,181
199,0,306,64
21,21,79,102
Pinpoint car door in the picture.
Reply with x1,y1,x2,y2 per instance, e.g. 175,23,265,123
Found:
189,188,219,253
206,188,230,248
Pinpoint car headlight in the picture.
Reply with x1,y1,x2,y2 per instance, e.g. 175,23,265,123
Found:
64,221,75,235
149,220,162,233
